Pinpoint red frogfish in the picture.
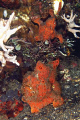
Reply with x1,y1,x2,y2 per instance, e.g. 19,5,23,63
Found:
21,59,64,113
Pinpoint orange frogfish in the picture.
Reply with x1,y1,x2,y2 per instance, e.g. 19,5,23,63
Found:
21,59,64,113
31,9,64,43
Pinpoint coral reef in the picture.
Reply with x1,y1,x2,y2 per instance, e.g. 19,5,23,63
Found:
21,59,64,113
0,0,80,119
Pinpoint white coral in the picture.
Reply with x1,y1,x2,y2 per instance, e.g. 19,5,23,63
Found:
61,10,80,38
0,47,19,67
0,12,22,68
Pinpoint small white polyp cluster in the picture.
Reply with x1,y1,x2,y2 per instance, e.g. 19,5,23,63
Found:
0,12,22,68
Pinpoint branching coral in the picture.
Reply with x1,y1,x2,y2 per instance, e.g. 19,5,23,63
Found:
62,10,80,38
0,12,22,68
0,48,19,67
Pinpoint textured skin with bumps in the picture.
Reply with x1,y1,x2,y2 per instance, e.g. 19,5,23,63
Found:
21,59,64,113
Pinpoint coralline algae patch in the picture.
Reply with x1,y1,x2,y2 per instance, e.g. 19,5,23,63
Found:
0,79,24,119
0,89,24,118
